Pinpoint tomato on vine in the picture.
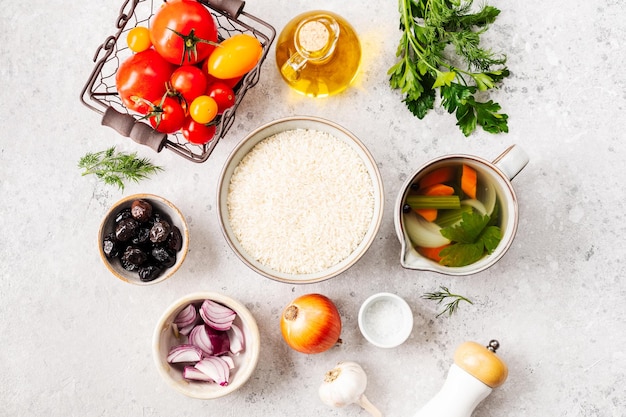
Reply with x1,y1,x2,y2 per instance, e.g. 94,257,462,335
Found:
189,95,218,124
206,82,236,114
146,96,186,133
149,0,218,65
181,117,217,145
170,65,208,105
115,49,175,114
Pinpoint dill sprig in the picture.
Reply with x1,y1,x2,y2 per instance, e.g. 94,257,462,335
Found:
78,147,163,191
422,286,473,318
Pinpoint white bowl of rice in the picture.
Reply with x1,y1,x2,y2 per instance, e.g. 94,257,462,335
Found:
217,116,384,284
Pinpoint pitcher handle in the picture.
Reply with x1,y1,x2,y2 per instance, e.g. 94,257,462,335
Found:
492,145,529,181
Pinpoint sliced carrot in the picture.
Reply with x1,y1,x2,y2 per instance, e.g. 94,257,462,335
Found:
461,164,477,199
417,244,451,262
418,183,455,196
413,183,455,221
418,166,456,189
415,208,437,221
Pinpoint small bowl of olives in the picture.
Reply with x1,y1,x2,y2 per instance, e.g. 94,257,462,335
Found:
98,194,189,285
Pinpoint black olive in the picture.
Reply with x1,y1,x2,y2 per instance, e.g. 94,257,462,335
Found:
120,256,139,272
138,264,163,282
131,199,153,222
114,208,133,223
102,233,119,258
166,226,183,252
115,217,140,242
402,203,412,213
151,246,176,268
131,227,151,247
121,246,148,266
150,220,171,243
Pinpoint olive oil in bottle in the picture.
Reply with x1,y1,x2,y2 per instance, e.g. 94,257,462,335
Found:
276,11,361,98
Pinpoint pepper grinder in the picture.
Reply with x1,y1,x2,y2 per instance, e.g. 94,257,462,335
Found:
414,340,508,417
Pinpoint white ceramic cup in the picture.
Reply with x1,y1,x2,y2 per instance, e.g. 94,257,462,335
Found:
394,145,529,276
358,292,413,348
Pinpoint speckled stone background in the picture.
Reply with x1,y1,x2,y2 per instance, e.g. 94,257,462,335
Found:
2,0,625,416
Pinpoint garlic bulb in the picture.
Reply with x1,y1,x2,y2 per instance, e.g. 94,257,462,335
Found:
319,361,382,417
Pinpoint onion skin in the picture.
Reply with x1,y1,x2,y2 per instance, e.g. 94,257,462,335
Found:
280,293,342,354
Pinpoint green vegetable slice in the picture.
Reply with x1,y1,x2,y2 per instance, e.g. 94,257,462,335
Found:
438,211,502,267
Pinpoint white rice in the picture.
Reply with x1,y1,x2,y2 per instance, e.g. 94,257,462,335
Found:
227,128,375,274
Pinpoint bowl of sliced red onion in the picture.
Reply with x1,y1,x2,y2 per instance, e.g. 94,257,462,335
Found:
152,292,260,399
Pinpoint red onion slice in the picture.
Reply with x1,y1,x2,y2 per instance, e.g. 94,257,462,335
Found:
199,300,236,331
188,324,214,356
166,344,203,363
227,323,245,355
205,326,231,356
174,304,198,328
194,356,231,386
221,355,235,369
178,321,197,337
183,366,214,382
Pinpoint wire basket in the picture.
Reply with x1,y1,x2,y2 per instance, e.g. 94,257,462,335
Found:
80,0,276,163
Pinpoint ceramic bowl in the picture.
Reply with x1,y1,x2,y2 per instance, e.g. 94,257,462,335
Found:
358,292,413,348
217,116,384,284
98,193,189,285
152,292,260,399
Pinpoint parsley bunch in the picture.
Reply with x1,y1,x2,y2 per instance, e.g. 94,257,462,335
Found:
388,0,510,136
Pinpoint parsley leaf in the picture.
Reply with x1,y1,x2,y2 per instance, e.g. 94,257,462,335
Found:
405,86,436,119
438,211,502,267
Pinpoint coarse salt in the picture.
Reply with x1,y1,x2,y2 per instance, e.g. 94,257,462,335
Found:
363,299,405,342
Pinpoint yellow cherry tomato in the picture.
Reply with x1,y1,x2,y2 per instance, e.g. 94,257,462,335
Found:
189,95,218,124
207,34,263,79
127,27,152,53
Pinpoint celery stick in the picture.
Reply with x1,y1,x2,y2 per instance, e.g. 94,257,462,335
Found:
406,195,461,210
435,205,473,228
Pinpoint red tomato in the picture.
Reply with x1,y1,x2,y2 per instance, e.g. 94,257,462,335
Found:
149,0,218,65
181,117,217,145
147,96,186,133
206,82,236,114
115,49,175,114
207,34,262,79
170,65,208,104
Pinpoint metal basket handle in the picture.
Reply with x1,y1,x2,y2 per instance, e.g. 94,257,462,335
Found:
203,0,245,18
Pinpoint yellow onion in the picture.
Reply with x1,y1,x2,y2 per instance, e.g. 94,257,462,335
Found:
280,293,342,354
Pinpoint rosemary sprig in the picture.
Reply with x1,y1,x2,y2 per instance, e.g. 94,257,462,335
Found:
422,286,473,318
78,147,163,191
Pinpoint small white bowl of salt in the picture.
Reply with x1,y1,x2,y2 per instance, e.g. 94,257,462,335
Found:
358,292,413,348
